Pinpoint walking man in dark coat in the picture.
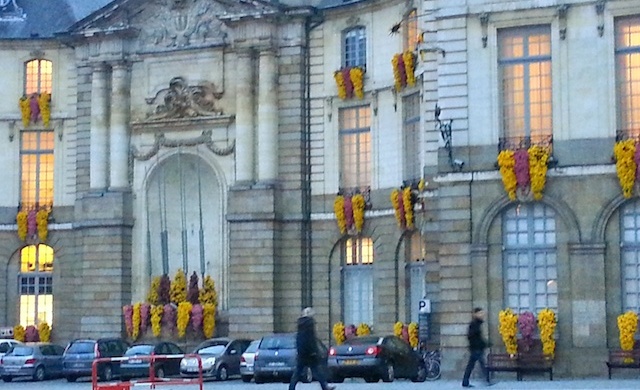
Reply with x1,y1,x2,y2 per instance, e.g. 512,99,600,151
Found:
288,307,335,390
462,307,492,387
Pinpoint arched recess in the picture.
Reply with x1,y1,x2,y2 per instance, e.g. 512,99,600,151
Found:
142,150,227,303
592,194,628,243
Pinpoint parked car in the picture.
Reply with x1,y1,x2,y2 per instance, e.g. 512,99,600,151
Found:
327,335,426,383
180,338,251,380
62,338,129,382
253,333,328,384
240,339,260,382
120,342,184,381
0,340,22,359
0,343,65,382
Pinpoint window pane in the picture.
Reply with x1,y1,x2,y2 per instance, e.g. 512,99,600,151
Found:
19,245,54,326
405,9,419,51
339,107,371,188
20,131,54,208
343,237,374,324
344,27,366,68
617,17,640,132
403,93,421,180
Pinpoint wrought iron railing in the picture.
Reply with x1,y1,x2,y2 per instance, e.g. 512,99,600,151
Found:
615,129,640,142
498,135,554,152
338,186,372,210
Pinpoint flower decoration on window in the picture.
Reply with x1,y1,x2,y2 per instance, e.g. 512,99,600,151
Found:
334,66,365,100
517,311,536,352
392,50,417,92
497,146,550,201
13,325,25,342
537,308,557,357
498,308,518,355
390,187,417,230
334,193,366,234
16,206,51,242
617,311,638,354
38,322,51,343
333,322,346,345
408,322,419,348
614,139,638,199
132,302,141,341
18,93,51,128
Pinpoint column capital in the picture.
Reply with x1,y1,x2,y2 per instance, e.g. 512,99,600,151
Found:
109,60,132,71
90,61,110,72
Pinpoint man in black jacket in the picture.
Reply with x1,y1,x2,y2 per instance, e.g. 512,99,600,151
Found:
288,307,335,390
462,307,492,387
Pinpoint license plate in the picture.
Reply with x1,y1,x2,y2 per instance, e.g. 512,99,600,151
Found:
73,363,84,368
3,367,19,372
268,362,285,367
187,367,199,372
342,359,359,365
129,359,142,364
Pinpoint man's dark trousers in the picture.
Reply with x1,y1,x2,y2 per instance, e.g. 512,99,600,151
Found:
462,350,490,386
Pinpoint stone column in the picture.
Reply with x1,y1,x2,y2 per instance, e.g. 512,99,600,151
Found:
235,49,255,183
257,48,279,183
109,62,131,190
90,63,110,190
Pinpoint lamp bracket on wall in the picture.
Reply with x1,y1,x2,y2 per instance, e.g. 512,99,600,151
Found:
436,104,463,171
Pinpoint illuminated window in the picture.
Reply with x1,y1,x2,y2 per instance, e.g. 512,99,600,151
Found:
406,232,426,323
343,237,373,325
20,130,54,208
24,59,52,95
403,93,421,181
616,17,640,134
503,204,557,313
498,27,552,142
19,244,54,326
344,27,366,68
404,9,419,51
620,200,640,312
339,106,371,189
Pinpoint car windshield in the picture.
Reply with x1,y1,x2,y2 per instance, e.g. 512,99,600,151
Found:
245,340,260,354
66,342,95,354
197,345,225,355
126,345,154,356
9,346,33,356
260,336,295,350
343,336,381,345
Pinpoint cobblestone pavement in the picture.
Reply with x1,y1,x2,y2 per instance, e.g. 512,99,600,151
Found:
1,377,639,390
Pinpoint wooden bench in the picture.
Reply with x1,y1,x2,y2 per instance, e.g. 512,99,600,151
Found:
606,349,640,379
517,352,554,381
487,353,519,380
487,340,554,382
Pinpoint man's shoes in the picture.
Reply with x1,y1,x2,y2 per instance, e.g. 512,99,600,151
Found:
462,385,474,388
325,386,336,390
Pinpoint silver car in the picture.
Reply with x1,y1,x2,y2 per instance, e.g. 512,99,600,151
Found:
240,339,260,383
1,343,65,382
180,338,251,381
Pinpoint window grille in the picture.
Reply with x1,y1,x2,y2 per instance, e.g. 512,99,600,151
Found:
344,27,366,68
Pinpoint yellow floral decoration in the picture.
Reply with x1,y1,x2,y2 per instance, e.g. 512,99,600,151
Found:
150,305,163,337
333,322,346,345
614,139,637,199
334,195,347,234
132,302,141,341
352,194,365,233
13,324,25,342
391,54,403,92
170,269,187,304
498,308,518,355
537,308,557,357
393,321,403,338
356,323,371,336
497,150,517,200
617,311,638,352
38,322,51,342
203,303,216,339
529,145,550,200
403,50,416,87
19,96,30,127
36,208,50,242
147,276,161,305
403,187,414,229
408,322,419,348
177,301,192,338
390,189,402,227
16,211,28,241
334,71,347,100
350,67,365,99
38,93,51,128
199,275,218,306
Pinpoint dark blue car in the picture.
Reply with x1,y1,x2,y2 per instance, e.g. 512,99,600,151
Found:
120,342,184,380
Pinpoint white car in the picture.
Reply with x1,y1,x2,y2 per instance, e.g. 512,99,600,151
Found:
0,340,22,358
240,339,260,383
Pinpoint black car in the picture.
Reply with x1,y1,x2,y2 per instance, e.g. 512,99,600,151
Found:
62,338,129,382
253,333,328,384
327,335,426,383
120,342,184,381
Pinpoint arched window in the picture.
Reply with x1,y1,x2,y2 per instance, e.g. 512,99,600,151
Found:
342,237,373,325
620,200,640,312
405,231,425,323
24,59,52,95
19,244,54,326
343,27,366,68
503,203,557,312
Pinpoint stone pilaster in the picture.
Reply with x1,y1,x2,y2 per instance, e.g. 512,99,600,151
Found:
235,50,255,184
89,63,110,191
257,48,279,183
109,61,131,190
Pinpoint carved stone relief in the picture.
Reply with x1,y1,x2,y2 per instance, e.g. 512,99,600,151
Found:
146,76,223,120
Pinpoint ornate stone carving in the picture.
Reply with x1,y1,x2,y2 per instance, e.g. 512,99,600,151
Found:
131,130,235,160
146,77,223,120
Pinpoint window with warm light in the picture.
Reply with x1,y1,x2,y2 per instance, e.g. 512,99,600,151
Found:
24,59,52,95
339,106,371,189
343,237,374,325
403,93,421,181
620,200,640,312
498,26,552,143
503,203,557,313
343,27,366,68
406,232,426,323
19,244,54,326
20,130,54,209
404,9,419,51
616,17,640,134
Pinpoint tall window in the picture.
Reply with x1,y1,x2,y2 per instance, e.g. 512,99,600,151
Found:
19,244,54,326
616,17,640,133
343,237,374,325
339,106,371,189
404,9,419,51
344,27,366,68
403,93,421,180
620,200,640,312
25,59,52,95
406,232,426,323
21,130,54,208
503,203,557,313
498,26,552,143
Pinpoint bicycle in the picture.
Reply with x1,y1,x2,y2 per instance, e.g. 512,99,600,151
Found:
422,349,442,381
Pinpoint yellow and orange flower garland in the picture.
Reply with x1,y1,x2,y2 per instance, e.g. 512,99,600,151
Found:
333,194,365,234
403,187,414,229
617,311,638,352
356,323,371,336
333,322,347,345
497,146,550,201
19,96,30,127
16,210,28,241
333,67,365,100
350,67,365,99
16,207,50,242
36,208,50,241
333,71,347,100
390,187,415,229
13,325,25,342
498,308,518,355
334,195,347,234
408,322,419,348
150,305,163,337
614,139,637,199
392,50,417,92
18,93,52,127
537,308,557,357
38,322,51,342
132,302,141,341
394,321,419,348
177,301,192,338
38,92,51,128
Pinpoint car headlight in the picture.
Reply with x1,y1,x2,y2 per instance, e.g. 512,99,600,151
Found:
203,357,216,368
180,359,188,368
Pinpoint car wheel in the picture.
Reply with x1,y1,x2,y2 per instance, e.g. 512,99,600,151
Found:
156,366,165,378
100,364,114,381
364,376,378,383
66,375,77,382
412,363,427,382
2,376,12,382
381,362,395,382
33,366,46,381
216,365,228,381
302,366,313,383
241,375,252,383
254,374,265,384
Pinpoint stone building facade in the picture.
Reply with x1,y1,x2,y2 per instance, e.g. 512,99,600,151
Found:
1,0,640,379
